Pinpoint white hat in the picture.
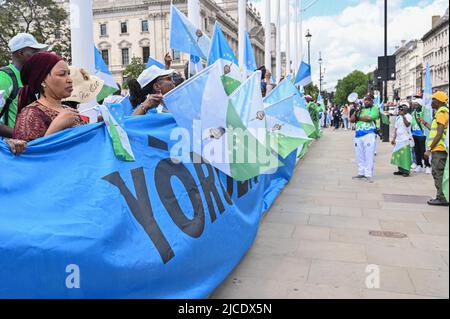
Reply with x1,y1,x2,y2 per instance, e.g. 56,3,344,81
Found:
412,97,424,106
137,65,174,88
8,33,48,53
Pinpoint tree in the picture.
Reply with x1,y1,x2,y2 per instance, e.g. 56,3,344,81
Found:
122,57,146,89
303,83,320,100
0,0,71,66
334,70,369,105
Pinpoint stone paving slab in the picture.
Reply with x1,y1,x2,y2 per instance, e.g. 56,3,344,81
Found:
211,128,449,299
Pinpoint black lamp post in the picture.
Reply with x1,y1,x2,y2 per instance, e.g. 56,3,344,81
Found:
305,29,312,65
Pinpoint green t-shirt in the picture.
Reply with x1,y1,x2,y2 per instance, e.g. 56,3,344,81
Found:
355,106,380,138
411,110,425,137
0,64,22,128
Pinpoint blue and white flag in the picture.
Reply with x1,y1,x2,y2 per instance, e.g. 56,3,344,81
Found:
169,5,210,59
208,22,238,66
294,61,312,88
0,113,297,298
94,48,120,101
146,57,165,69
423,63,433,137
244,32,257,75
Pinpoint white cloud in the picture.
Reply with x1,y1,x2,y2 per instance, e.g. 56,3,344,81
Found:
248,0,448,91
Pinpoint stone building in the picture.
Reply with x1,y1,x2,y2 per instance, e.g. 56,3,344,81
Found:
57,0,278,86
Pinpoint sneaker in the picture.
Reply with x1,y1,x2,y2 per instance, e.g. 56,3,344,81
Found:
366,177,374,183
411,163,418,170
427,198,449,206
352,175,365,179
402,173,410,177
414,166,423,173
393,171,403,176
425,167,432,175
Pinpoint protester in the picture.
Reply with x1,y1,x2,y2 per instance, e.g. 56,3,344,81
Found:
102,84,123,105
306,95,320,137
350,94,380,183
128,65,175,115
342,104,350,130
0,33,48,138
332,104,341,130
13,52,85,142
391,103,413,177
420,91,449,206
410,97,431,174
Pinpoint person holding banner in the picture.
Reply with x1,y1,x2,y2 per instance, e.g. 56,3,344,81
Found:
13,52,85,142
420,91,449,206
128,65,176,115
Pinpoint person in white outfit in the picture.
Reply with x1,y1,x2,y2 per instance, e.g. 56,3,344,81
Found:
350,94,380,183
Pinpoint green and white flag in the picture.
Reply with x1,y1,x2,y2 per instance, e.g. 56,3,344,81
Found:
216,59,242,96
95,48,120,102
99,104,135,162
390,140,412,171
164,62,281,181
265,95,312,158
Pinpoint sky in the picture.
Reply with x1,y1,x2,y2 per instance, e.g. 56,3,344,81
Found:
248,0,448,91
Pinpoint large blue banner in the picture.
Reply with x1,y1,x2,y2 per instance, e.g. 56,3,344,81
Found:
0,114,296,298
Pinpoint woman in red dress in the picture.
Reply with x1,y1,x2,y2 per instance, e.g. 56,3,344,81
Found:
13,52,85,142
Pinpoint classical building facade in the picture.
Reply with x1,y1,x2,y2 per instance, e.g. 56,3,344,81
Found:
422,8,449,94
393,39,423,100
57,0,277,86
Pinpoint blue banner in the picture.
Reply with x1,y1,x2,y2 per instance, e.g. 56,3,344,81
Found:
0,114,296,298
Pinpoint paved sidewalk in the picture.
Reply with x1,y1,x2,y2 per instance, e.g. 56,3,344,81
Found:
211,128,449,299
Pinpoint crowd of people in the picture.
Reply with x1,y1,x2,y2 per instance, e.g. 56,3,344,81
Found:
0,33,185,154
1,33,448,206
347,92,449,207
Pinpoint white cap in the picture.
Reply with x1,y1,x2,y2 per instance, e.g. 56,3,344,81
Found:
8,33,48,53
412,97,424,106
137,65,174,88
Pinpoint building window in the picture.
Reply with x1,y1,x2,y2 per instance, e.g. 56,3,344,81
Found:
101,49,109,66
122,48,129,65
121,22,128,34
142,20,149,32
142,46,150,64
172,49,181,62
204,17,208,31
100,24,107,36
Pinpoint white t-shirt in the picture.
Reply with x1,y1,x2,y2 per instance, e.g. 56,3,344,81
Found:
395,114,413,142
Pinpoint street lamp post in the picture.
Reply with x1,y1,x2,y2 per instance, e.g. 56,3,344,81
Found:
305,29,312,65
318,52,323,95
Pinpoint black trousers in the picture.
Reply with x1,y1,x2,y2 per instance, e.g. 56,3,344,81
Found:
333,118,340,129
413,135,430,167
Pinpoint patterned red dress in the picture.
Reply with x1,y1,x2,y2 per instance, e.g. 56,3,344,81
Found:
13,101,85,142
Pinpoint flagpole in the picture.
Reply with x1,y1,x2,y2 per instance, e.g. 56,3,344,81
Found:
298,0,303,66
70,0,95,73
285,0,291,75
276,0,282,83
293,0,299,73
264,0,272,73
238,0,246,73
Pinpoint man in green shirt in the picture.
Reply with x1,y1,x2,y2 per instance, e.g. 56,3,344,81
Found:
350,94,380,183
0,33,47,137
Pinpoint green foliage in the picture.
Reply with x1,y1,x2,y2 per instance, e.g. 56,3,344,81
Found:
334,70,369,105
303,83,320,100
0,0,71,66
122,57,146,89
